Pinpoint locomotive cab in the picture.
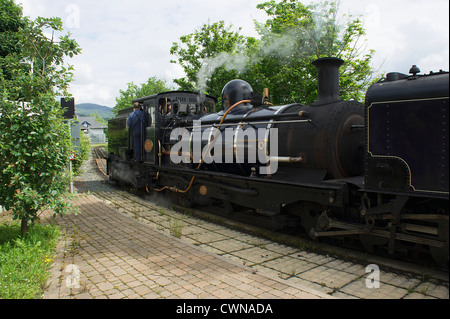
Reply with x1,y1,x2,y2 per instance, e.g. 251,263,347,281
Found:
107,91,217,188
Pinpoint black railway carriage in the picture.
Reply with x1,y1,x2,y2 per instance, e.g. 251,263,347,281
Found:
107,58,449,268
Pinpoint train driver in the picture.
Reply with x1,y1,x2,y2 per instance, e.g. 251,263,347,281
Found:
127,102,146,162
158,100,172,115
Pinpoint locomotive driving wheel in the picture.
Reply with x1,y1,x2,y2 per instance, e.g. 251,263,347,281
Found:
359,234,389,254
288,202,323,238
429,246,449,269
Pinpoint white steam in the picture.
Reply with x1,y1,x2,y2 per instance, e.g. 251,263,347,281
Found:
194,2,340,94
196,52,249,94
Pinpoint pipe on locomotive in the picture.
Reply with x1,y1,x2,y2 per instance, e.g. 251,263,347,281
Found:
149,99,252,194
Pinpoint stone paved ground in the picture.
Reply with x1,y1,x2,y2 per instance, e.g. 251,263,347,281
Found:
42,194,331,299
40,151,448,300
94,189,449,299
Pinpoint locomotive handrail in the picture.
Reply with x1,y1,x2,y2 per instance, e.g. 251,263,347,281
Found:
184,119,312,130
176,110,309,127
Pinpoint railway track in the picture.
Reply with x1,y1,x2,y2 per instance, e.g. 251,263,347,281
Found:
89,148,448,298
93,146,108,176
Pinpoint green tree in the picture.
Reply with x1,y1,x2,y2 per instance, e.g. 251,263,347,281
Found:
251,0,375,104
90,112,107,125
0,0,25,58
0,8,81,234
169,0,375,105
170,21,253,100
0,0,26,83
113,76,171,116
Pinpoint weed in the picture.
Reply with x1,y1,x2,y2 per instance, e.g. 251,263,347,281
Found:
169,217,183,238
419,284,430,295
289,267,297,277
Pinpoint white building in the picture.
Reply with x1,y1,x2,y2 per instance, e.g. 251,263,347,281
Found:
78,116,107,144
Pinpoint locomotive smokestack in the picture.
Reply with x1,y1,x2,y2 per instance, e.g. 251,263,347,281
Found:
311,57,344,105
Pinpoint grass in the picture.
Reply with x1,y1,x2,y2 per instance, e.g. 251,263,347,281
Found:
0,221,60,299
169,217,183,238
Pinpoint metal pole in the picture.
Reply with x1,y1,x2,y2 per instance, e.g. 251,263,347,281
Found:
68,120,74,194
69,159,73,193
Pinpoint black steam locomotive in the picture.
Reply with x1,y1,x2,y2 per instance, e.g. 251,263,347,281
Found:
107,57,449,267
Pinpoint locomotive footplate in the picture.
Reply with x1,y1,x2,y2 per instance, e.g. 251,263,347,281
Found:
151,165,350,212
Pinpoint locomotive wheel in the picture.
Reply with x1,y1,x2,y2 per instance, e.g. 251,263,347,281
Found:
359,234,389,253
290,202,322,239
429,246,449,269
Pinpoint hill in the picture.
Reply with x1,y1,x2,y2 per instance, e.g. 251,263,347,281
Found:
75,103,114,120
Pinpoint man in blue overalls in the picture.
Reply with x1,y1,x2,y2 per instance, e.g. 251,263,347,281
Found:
127,102,144,162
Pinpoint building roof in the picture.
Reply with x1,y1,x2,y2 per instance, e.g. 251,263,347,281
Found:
77,116,107,130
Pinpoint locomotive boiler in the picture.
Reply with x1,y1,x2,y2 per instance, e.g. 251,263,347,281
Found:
107,57,449,268
163,57,364,182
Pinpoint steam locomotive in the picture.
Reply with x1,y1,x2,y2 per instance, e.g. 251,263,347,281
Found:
107,57,449,268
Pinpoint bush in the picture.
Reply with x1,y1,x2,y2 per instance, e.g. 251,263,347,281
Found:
0,14,81,234
71,129,90,176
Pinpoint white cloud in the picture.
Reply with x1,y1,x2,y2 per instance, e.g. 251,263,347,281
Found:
69,82,114,107
335,0,449,73
72,60,93,82
18,0,46,16
16,0,449,107
418,50,450,74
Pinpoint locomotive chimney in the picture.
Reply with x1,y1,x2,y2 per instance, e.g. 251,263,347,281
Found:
311,57,344,106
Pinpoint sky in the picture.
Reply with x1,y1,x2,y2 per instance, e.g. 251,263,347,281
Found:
16,0,450,108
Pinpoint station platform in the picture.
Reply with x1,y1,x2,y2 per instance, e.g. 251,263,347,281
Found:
42,194,332,300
